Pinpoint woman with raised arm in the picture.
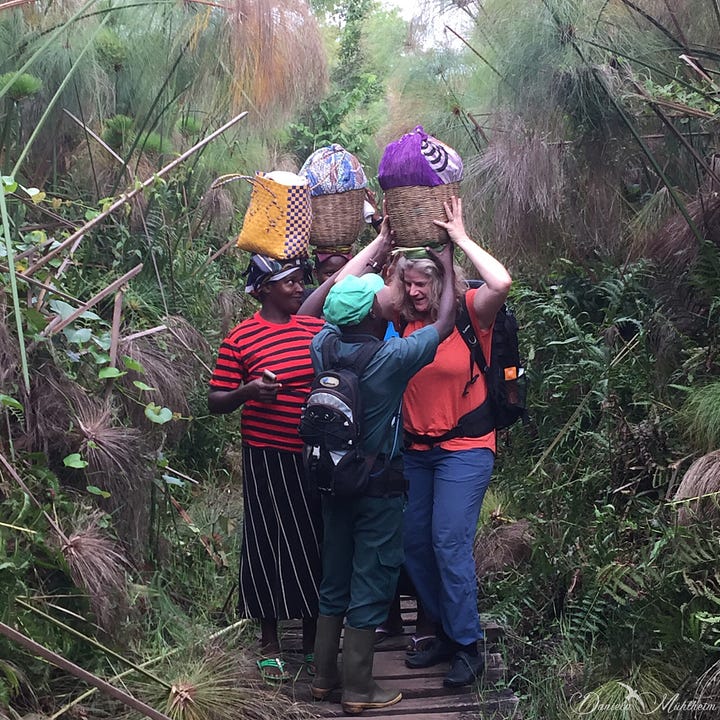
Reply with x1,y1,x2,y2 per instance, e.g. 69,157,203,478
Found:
395,196,512,688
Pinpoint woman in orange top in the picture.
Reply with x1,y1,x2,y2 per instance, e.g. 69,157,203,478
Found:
394,196,512,688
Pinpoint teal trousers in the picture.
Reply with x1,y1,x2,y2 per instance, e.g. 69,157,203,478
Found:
318,494,405,629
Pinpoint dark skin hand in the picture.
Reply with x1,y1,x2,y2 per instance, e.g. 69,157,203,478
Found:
425,242,456,342
208,271,306,414
208,376,281,414
297,212,394,318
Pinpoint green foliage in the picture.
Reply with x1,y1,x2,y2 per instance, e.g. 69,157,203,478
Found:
138,130,172,156
642,78,718,115
285,0,386,162
176,115,202,138
287,73,383,159
680,381,720,454
0,72,42,102
2,0,720,716
485,256,719,713
102,113,135,150
95,27,128,72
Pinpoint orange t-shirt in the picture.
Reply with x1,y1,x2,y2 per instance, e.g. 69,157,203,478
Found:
402,288,496,454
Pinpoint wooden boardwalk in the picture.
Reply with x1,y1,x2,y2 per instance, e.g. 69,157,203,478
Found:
279,599,520,719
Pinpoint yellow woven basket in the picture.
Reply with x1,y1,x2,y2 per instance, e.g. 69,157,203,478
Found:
235,172,312,259
310,189,365,249
384,182,461,247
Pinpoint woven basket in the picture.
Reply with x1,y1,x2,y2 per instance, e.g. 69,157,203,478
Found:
384,182,460,247
310,189,365,249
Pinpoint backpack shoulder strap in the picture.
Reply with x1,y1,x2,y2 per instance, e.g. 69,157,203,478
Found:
323,332,382,377
347,338,383,377
455,292,488,374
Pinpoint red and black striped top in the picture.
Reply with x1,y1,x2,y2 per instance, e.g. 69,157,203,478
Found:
210,312,325,452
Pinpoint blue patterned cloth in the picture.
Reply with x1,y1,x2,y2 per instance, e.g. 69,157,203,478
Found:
300,144,368,197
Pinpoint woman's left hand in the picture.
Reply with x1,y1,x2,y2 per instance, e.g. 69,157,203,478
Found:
433,196,467,244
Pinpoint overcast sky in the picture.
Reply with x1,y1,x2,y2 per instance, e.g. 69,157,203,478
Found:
383,0,470,43
385,0,423,20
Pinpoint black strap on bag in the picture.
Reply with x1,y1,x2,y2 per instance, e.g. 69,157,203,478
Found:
404,295,495,445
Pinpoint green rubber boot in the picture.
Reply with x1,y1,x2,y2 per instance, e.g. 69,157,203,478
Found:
341,626,402,714
310,615,344,700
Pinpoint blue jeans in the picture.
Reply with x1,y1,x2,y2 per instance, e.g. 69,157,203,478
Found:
319,494,405,629
403,446,494,646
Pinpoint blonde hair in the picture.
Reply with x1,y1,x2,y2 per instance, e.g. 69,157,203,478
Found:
392,255,468,322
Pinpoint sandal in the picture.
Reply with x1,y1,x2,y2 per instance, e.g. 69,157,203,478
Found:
304,652,316,677
256,657,291,683
406,634,436,654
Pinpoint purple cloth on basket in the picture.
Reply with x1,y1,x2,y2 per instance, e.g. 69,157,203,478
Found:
299,144,368,197
378,126,463,190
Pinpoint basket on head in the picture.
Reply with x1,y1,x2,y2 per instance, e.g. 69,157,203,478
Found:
300,143,368,250
310,189,365,248
384,182,460,247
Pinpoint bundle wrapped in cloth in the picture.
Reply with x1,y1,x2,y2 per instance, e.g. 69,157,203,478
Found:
236,170,312,259
378,126,463,247
300,144,367,251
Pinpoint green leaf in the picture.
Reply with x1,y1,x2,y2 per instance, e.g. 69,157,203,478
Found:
22,307,48,332
133,380,156,392
49,299,76,320
23,187,45,204
79,309,101,321
93,332,112,351
144,403,173,424
1,176,18,193
63,327,92,344
89,350,111,364
86,485,111,499
122,355,146,373
0,394,23,412
98,366,125,379
63,453,88,469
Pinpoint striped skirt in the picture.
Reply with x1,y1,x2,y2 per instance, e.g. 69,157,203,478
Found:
239,445,322,620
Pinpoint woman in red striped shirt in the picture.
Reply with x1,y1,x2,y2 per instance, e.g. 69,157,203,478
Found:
209,254,324,682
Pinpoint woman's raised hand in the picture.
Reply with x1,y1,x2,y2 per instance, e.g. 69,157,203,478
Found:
433,196,467,244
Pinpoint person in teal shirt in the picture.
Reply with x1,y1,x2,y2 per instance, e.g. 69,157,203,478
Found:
308,244,456,715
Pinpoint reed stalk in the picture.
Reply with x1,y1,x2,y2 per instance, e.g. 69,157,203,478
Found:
0,621,172,720
24,111,248,277
0,182,30,393
16,599,172,690
0,0,100,105
48,619,251,719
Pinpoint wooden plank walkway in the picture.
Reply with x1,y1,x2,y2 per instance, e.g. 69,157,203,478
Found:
278,598,520,719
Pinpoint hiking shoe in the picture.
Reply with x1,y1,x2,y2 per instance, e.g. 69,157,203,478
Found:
443,651,485,687
405,638,455,669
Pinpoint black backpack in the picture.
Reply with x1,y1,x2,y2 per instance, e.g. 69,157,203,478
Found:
404,293,527,444
299,333,382,496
